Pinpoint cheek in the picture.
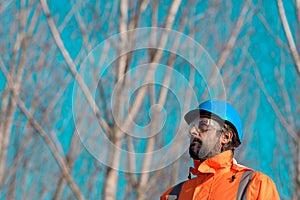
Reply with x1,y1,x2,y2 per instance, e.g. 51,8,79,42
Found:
204,132,220,145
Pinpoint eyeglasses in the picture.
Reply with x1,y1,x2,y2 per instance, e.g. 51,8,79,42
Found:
189,118,221,135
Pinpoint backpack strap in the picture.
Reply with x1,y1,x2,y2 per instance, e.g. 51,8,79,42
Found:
166,181,185,199
236,170,254,200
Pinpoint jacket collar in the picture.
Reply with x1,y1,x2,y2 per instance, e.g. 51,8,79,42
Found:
190,150,236,175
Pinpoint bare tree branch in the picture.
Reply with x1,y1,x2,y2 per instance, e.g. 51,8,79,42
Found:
52,128,81,200
145,65,195,192
257,12,289,50
276,0,300,75
39,0,112,135
102,0,132,199
296,0,300,29
0,64,85,200
0,0,13,14
275,61,296,131
0,0,39,186
216,0,251,69
104,1,183,199
118,0,129,79
136,5,190,198
116,0,183,140
250,53,298,141
296,130,300,200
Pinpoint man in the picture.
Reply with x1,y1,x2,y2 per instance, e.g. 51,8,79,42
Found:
160,100,280,200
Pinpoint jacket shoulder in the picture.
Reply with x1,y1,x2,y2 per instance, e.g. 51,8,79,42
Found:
247,171,280,199
251,171,276,183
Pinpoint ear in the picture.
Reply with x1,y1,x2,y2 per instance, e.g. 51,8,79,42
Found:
220,130,233,145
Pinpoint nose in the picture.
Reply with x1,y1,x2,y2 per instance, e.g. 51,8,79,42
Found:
189,126,199,137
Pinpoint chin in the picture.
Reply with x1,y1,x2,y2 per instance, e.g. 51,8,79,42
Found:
189,146,200,160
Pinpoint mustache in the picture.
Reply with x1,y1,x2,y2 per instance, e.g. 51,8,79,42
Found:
190,140,202,150
190,137,202,146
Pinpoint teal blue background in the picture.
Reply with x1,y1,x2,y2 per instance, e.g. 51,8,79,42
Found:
0,0,299,199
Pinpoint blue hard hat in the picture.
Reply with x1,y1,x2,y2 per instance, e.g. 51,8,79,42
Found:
184,100,243,142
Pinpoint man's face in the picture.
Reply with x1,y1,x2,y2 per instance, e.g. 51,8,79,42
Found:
188,117,223,161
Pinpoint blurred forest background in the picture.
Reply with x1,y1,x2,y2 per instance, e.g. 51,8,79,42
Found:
0,0,300,199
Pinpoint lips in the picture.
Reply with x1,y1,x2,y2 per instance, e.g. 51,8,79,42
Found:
190,137,202,147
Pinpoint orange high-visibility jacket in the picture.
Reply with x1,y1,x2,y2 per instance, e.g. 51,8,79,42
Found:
160,151,280,200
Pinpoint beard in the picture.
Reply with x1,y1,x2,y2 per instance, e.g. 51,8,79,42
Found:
189,137,220,161
189,137,203,160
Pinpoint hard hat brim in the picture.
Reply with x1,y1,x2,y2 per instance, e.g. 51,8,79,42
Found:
184,109,224,125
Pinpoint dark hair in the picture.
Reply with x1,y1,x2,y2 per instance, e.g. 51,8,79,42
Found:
220,122,241,152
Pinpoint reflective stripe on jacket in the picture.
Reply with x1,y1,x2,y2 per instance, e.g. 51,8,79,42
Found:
160,151,280,200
